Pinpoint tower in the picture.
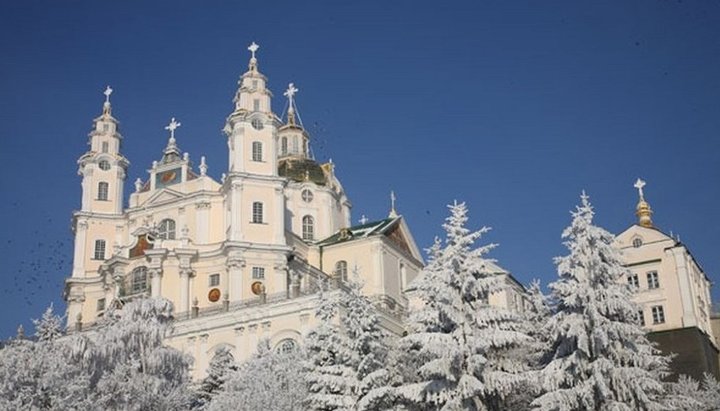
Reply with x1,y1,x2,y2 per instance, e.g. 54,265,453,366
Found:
222,42,287,245
77,86,129,215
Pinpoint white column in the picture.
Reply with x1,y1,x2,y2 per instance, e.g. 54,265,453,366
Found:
72,220,88,277
115,168,125,214
195,202,210,244
248,324,259,353
179,269,191,313
227,258,244,302
199,334,209,378
80,168,93,211
150,269,162,298
230,184,243,241
234,327,245,360
274,187,285,243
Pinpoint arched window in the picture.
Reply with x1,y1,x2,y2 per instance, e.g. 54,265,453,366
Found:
252,141,263,162
275,339,297,355
334,260,348,281
252,202,263,224
281,137,288,155
93,240,106,260
130,267,148,294
302,215,314,241
99,160,111,170
98,182,109,200
158,219,176,240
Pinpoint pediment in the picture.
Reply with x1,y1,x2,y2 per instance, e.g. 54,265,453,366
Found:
142,187,185,207
383,218,424,263
615,224,673,248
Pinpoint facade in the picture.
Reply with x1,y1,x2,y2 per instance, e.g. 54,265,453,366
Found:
615,180,718,380
64,44,428,378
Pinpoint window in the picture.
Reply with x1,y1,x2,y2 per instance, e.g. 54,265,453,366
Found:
301,189,313,203
97,298,106,312
253,99,260,111
252,141,263,162
99,160,111,170
209,273,220,287
131,267,148,294
158,219,176,240
252,202,263,223
97,182,109,200
275,339,297,355
252,267,265,280
101,142,109,153
103,124,109,132
647,271,660,289
251,118,264,130
334,260,348,281
651,305,665,324
252,80,258,89
93,240,106,260
627,273,639,288
281,137,288,155
302,215,314,241
637,309,645,326
632,237,643,248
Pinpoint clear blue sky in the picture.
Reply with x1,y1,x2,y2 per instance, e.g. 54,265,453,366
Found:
1,1,718,338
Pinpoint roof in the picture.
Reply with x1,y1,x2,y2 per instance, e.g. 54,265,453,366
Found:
316,217,399,247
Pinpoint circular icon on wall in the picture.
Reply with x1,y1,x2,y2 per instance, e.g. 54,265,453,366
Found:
251,281,265,295
208,288,221,302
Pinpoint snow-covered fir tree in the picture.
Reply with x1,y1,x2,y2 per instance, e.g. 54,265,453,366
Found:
382,201,532,410
0,307,92,410
195,346,238,407
209,338,307,411
33,304,64,342
305,275,389,411
83,297,193,410
532,193,670,411
666,374,720,411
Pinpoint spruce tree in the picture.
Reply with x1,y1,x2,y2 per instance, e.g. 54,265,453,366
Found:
533,193,670,411
389,201,531,410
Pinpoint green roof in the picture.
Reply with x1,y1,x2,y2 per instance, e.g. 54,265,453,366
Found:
316,217,398,246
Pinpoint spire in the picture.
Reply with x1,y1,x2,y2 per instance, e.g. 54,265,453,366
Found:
284,82,301,126
389,190,399,218
161,117,182,163
102,85,113,116
248,41,260,72
634,178,654,228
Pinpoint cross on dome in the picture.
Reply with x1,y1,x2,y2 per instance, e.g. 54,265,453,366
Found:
634,178,646,200
248,42,259,59
103,86,113,103
284,83,298,105
165,117,181,140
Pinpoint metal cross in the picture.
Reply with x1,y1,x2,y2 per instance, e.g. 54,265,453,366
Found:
103,86,113,103
165,117,181,139
359,215,369,225
248,42,259,59
634,178,646,200
391,190,397,211
284,83,298,107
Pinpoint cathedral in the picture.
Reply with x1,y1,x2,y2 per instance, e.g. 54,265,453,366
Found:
64,42,433,378
63,41,717,380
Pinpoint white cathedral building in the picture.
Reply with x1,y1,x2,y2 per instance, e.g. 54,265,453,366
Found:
64,43,438,378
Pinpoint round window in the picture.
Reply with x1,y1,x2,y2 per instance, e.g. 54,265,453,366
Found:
632,237,643,248
301,189,314,203
99,160,111,171
251,118,264,130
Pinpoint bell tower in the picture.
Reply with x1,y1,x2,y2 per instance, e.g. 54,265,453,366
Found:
222,43,286,244
77,86,129,215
